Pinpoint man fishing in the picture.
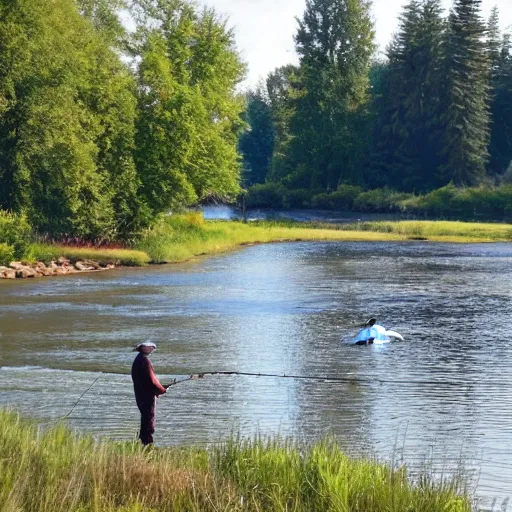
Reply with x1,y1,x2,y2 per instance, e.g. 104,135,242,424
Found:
131,341,170,446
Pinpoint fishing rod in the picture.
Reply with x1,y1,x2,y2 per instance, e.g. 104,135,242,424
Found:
164,371,471,388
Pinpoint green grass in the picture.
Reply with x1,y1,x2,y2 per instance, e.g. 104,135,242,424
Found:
339,220,512,242
11,216,512,268
27,244,151,267
0,410,472,512
136,214,512,263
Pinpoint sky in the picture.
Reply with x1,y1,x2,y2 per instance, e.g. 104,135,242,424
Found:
198,0,512,88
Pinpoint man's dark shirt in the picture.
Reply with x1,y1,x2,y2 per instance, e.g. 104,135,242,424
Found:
131,353,166,403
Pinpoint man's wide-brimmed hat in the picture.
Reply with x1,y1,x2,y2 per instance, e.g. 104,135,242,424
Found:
133,341,157,352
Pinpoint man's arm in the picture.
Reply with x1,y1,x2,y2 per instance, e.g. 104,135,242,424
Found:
144,358,167,395
142,357,167,396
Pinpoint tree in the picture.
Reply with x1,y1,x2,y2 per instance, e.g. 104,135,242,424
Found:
132,0,246,213
441,0,490,186
265,65,299,183
488,11,512,177
0,0,149,239
282,0,376,190
239,88,275,186
372,0,446,191
0,0,117,238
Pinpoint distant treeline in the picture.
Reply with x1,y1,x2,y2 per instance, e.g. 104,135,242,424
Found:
240,0,512,214
0,0,245,240
2,0,512,243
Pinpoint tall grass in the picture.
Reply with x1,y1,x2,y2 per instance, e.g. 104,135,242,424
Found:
0,410,472,512
136,214,512,263
136,213,404,263
340,220,512,242
27,244,151,267
7,214,512,268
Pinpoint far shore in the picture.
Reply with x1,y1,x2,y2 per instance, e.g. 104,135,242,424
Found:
2,217,512,280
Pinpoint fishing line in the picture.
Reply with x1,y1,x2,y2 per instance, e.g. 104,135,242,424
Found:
165,371,472,388
47,367,474,422
61,372,103,419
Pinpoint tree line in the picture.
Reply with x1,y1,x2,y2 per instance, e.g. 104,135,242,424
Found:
0,0,245,240
2,0,512,242
240,0,512,202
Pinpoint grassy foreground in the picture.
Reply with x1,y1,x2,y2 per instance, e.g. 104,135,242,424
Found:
0,410,471,512
17,214,512,267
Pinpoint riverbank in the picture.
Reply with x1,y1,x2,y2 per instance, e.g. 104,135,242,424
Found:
0,410,471,511
3,215,512,278
135,215,512,263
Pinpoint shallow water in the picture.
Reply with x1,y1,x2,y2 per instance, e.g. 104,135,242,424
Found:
1,241,512,510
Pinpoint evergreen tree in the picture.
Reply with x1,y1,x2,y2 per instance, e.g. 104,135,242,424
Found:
489,30,512,176
239,88,275,186
265,65,299,183
441,0,490,186
487,5,501,78
373,0,446,191
284,0,375,190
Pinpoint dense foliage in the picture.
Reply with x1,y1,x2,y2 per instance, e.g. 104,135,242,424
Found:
243,0,512,205
0,0,245,240
2,0,512,242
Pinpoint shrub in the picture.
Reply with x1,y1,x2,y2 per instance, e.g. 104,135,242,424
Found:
332,185,363,210
246,183,286,208
413,184,459,217
0,210,32,259
283,189,311,209
0,243,14,266
310,193,334,210
353,188,406,212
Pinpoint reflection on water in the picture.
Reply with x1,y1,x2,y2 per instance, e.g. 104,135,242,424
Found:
2,241,512,510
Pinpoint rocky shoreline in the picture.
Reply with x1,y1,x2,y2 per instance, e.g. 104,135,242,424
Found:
0,258,117,279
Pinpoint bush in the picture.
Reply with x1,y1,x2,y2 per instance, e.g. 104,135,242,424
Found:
310,193,334,209
283,189,311,208
353,188,407,212
0,210,32,259
332,184,363,210
0,243,14,266
246,183,286,208
403,185,512,220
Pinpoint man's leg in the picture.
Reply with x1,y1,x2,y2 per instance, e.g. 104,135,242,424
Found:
139,397,156,445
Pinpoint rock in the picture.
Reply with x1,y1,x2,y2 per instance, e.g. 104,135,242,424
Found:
16,267,36,278
53,267,68,276
9,262,23,270
75,261,87,271
49,262,59,269
3,270,16,279
35,261,47,270
57,256,70,266
84,259,101,270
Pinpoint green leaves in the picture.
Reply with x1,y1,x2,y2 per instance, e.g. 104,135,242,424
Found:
279,0,376,191
134,2,245,213
0,0,245,240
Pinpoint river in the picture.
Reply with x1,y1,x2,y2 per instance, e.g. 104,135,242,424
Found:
1,241,512,511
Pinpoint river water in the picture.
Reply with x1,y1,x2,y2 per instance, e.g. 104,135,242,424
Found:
1,241,512,510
